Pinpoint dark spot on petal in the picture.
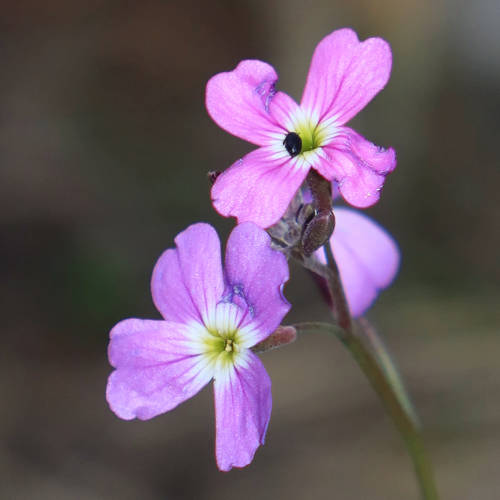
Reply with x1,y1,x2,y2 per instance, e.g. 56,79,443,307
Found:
283,132,302,157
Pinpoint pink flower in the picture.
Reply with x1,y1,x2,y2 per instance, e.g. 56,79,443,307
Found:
316,207,400,317
206,28,396,228
106,222,290,471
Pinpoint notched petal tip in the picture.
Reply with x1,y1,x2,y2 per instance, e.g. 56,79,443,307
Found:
301,27,393,125
205,59,283,146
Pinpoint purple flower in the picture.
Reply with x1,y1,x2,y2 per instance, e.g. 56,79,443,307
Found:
106,222,290,471
316,207,400,317
206,28,396,228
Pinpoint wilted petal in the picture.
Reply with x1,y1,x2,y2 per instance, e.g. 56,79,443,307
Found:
107,319,214,420
214,351,272,471
206,60,297,146
224,222,290,342
152,223,225,325
316,208,400,317
320,127,396,208
211,146,309,228
301,28,392,125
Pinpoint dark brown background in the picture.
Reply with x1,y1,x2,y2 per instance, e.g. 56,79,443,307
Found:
1,1,499,499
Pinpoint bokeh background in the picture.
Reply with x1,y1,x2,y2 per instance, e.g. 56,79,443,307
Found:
1,1,499,499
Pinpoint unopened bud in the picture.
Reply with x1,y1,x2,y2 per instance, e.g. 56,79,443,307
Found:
301,208,335,256
252,325,297,353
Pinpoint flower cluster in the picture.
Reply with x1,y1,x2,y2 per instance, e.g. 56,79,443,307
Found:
106,28,400,471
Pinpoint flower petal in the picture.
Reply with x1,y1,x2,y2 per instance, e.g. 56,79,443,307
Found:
301,28,392,125
316,208,400,317
223,222,290,343
211,146,309,228
213,350,272,471
206,60,298,146
318,127,396,208
106,319,215,420
152,223,224,325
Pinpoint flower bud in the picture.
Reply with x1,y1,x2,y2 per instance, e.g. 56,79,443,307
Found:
301,208,335,256
252,325,297,353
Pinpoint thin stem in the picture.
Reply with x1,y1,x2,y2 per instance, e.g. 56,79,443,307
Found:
358,317,420,428
292,243,351,331
298,237,440,500
322,238,352,332
295,322,439,500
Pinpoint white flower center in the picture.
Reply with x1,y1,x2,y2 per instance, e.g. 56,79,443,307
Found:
195,302,258,372
268,107,340,170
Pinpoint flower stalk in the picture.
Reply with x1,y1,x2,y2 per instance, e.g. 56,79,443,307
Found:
295,238,440,500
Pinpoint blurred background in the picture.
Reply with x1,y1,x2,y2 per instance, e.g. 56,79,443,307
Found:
1,0,499,498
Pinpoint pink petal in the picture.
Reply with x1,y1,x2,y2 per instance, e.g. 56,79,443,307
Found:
106,319,214,420
206,60,298,146
211,146,309,228
301,28,392,125
224,222,290,342
316,208,400,317
152,223,225,325
318,127,396,208
213,351,272,471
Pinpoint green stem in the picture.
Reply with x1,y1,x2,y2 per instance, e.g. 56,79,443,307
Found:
358,317,420,428
322,236,352,332
295,321,439,500
294,237,439,500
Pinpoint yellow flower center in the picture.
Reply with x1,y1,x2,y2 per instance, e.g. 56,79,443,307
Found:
282,108,339,157
294,120,321,152
201,302,247,368
224,338,234,352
